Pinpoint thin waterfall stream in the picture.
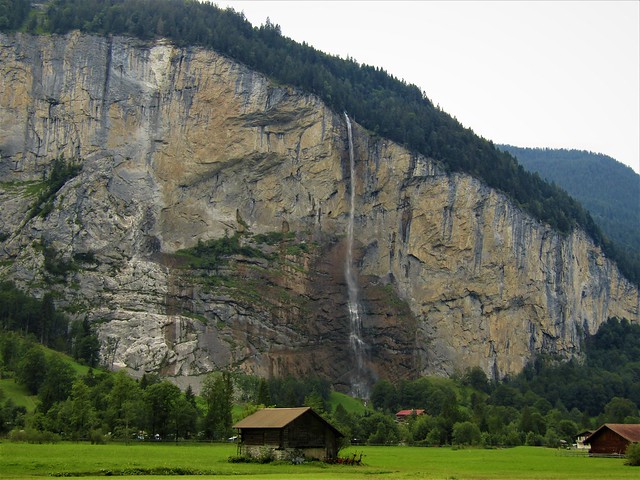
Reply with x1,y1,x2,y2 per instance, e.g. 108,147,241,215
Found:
344,113,369,399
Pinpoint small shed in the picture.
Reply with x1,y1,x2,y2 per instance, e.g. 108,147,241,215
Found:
395,409,425,422
233,407,343,460
584,424,640,455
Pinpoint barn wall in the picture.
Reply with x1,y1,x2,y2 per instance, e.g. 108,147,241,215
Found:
325,429,339,458
589,430,630,455
288,414,329,447
240,444,327,461
240,428,283,447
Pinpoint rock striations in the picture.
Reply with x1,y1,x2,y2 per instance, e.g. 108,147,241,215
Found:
0,32,637,392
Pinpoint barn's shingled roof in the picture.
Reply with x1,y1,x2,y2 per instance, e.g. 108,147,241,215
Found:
584,424,640,444
233,407,343,436
233,407,312,429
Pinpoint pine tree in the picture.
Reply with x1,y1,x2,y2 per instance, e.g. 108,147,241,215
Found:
201,372,233,440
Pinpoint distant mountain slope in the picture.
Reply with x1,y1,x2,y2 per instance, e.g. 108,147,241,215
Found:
499,146,640,257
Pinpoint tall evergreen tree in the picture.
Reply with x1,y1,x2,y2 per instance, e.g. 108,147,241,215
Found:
37,355,75,412
17,346,47,395
144,381,181,437
201,371,233,440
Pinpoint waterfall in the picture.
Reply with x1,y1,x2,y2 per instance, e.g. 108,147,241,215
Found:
344,113,369,399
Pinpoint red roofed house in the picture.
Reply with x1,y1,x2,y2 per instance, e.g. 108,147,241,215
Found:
395,409,425,422
233,407,343,461
584,424,640,455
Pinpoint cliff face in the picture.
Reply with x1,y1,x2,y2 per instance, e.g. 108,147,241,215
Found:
1,32,638,391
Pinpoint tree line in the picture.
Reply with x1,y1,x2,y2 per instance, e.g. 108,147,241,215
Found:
0,0,29,30
0,330,222,441
366,317,640,446
0,0,636,284
0,281,100,365
1,317,638,447
0,332,324,443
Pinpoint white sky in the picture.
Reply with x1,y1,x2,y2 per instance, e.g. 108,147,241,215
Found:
213,1,640,174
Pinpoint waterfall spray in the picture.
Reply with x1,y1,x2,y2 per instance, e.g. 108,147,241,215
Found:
344,113,369,399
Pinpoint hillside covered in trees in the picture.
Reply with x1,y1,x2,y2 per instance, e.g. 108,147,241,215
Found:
1,316,638,446
1,0,637,285
499,146,640,269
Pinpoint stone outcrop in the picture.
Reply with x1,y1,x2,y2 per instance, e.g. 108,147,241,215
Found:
0,32,637,392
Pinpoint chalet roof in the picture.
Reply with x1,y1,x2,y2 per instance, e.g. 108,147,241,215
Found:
584,424,640,444
233,407,343,436
233,407,311,429
396,409,425,416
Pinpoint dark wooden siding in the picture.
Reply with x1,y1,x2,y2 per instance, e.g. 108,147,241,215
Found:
241,428,282,447
287,413,330,447
589,429,630,455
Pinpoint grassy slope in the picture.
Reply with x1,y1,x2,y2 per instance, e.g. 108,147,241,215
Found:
0,443,636,479
0,379,37,411
0,346,91,412
328,391,369,415
51,349,92,377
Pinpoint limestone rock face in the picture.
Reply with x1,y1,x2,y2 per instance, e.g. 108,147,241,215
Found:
0,32,637,391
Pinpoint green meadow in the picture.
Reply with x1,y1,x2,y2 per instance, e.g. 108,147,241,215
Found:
0,443,636,480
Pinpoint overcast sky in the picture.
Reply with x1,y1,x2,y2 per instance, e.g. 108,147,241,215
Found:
213,1,639,174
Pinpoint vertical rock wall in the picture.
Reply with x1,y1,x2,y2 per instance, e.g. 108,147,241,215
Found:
0,33,637,390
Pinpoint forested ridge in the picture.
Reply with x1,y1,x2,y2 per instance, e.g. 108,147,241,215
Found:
500,146,640,270
1,0,637,284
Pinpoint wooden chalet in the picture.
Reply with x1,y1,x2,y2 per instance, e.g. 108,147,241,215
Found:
574,430,593,450
584,424,640,455
232,407,344,460
395,409,425,422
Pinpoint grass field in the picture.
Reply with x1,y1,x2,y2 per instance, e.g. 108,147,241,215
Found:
0,442,637,479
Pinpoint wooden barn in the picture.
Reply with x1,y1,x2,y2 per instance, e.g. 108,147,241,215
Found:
584,424,640,455
232,407,344,461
